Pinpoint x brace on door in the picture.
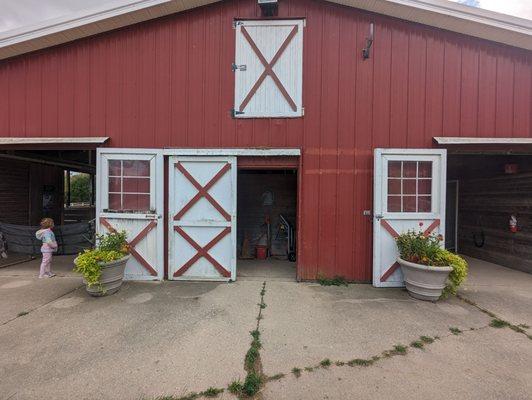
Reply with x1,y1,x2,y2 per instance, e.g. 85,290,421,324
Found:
239,25,298,113
100,217,158,276
174,162,231,221
173,226,231,277
380,219,440,282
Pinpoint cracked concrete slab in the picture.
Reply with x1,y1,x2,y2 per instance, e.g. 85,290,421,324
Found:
260,282,490,376
0,280,258,400
262,327,532,400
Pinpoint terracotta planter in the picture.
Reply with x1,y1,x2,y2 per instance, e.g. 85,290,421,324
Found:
76,255,130,297
397,257,453,302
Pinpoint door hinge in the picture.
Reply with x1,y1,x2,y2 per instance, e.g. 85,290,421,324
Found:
232,63,247,72
233,20,243,29
301,107,305,116
231,108,245,118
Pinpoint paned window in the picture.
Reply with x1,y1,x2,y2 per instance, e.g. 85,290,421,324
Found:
108,160,150,211
387,161,432,213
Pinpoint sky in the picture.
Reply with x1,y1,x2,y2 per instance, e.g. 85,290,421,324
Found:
0,0,531,34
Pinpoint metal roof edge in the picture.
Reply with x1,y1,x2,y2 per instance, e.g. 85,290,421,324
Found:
0,0,530,61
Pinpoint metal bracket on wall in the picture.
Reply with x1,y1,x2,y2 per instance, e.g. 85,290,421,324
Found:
232,63,247,72
231,109,245,118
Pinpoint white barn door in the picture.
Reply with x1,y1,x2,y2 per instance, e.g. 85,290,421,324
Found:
168,156,237,281
96,149,164,280
234,19,304,118
373,149,446,287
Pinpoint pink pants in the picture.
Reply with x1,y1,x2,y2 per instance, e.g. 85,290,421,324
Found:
39,252,53,277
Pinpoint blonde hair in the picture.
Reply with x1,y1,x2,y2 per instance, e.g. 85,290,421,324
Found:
40,218,54,229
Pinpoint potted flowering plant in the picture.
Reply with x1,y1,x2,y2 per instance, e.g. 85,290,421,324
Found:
74,229,130,297
396,229,468,301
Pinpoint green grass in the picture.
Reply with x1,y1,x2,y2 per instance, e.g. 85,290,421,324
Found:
243,372,262,397
268,373,285,381
347,358,373,367
420,336,434,344
227,380,243,395
291,367,302,377
449,327,462,335
490,319,509,328
317,274,348,286
410,340,424,349
245,346,260,369
201,387,223,398
320,359,331,368
392,344,407,355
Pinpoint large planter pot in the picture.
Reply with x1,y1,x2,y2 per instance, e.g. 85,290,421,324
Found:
75,255,130,297
397,257,453,302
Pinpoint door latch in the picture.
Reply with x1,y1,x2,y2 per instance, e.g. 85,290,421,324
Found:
374,214,383,220
232,63,247,72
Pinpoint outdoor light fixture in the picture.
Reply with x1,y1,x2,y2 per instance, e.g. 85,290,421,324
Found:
362,22,374,60
258,0,278,17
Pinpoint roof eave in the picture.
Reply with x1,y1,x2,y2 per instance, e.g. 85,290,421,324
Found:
0,0,530,61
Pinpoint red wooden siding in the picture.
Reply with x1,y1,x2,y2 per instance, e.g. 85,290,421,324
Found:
0,0,531,281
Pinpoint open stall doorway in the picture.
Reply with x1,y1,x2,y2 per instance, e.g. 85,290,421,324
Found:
447,154,532,274
237,169,297,280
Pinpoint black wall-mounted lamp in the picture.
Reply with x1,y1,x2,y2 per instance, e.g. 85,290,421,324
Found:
258,0,278,17
362,22,374,60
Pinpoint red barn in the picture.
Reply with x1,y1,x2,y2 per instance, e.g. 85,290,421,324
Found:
0,0,530,284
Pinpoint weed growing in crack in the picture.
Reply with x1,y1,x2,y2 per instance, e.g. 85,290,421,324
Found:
490,318,527,334
258,302,267,309
335,361,345,366
317,274,348,286
347,358,373,367
392,344,407,355
291,367,302,377
490,319,509,328
410,340,424,349
320,359,332,368
268,373,285,381
228,380,243,395
201,387,224,398
243,372,262,397
420,336,434,344
449,327,462,335
518,324,530,329
245,347,260,370
17,311,29,317
304,366,314,372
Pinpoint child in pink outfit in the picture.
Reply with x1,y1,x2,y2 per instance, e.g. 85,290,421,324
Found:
35,218,58,278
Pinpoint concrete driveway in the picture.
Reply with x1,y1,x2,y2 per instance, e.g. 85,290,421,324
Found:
0,256,531,400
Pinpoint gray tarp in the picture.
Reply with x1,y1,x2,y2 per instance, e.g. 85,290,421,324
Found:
0,222,94,255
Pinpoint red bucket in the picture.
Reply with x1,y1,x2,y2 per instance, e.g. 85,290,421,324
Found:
256,245,267,260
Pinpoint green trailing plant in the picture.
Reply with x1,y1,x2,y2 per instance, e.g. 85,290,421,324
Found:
228,380,243,395
73,230,129,288
396,230,468,298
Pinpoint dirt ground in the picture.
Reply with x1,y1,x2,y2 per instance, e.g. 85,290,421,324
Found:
0,256,531,400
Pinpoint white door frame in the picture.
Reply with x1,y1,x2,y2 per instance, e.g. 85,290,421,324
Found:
96,148,164,280
373,148,447,287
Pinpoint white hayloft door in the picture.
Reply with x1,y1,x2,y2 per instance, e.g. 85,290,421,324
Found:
234,19,304,118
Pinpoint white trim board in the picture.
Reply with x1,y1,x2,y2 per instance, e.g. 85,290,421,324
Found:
434,137,532,145
162,148,301,156
0,137,109,145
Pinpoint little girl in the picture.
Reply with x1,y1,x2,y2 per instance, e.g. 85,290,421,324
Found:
35,218,58,278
